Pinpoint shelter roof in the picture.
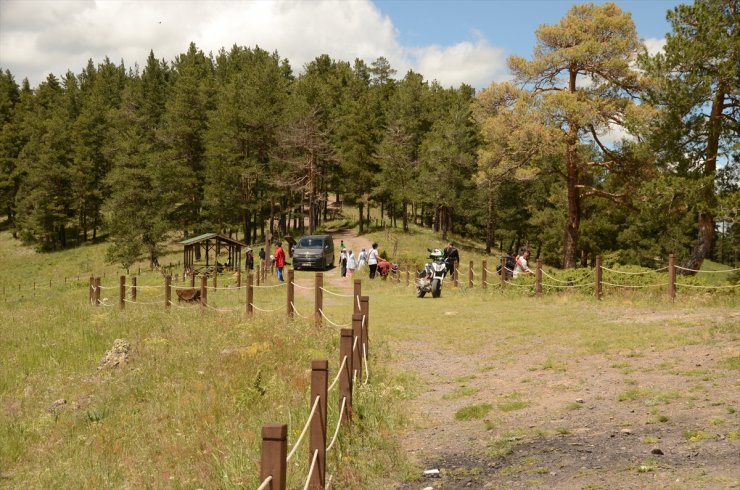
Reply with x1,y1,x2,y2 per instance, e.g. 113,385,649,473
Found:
179,233,247,247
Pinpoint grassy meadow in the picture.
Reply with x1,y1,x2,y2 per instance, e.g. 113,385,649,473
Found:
1,217,738,488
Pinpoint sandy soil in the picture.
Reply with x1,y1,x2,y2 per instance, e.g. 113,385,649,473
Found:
393,311,740,490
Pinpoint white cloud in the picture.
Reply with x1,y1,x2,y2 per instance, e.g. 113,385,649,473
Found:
0,0,508,89
642,37,666,56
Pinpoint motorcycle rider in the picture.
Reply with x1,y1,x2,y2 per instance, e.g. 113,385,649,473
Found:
443,241,460,279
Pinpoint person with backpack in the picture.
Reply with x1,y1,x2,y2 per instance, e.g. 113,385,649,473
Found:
513,249,534,278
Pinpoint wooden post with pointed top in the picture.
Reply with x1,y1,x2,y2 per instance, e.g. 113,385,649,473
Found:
352,314,363,382
119,275,125,309
468,260,474,288
353,279,362,315
595,255,603,300
165,275,172,309
668,254,676,301
482,260,488,289
360,296,369,358
339,329,353,423
246,273,253,316
501,256,507,288
536,259,542,297
200,274,207,310
260,424,287,490
315,272,323,326
310,360,328,489
287,269,294,319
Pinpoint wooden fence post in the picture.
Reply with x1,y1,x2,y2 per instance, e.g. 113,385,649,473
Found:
468,260,474,288
352,314,363,382
535,259,542,297
482,260,488,289
247,273,253,316
119,275,125,310
500,257,507,288
200,274,207,310
406,270,410,287
94,277,101,305
131,276,137,302
353,279,362,315
339,329,353,423
287,269,294,319
668,254,676,301
260,424,287,490
310,360,328,489
360,296,369,359
89,276,94,305
236,270,241,289
315,273,323,326
212,271,217,292
595,255,603,300
256,266,261,286
165,275,172,309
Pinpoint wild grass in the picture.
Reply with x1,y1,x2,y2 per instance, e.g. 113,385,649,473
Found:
454,403,493,421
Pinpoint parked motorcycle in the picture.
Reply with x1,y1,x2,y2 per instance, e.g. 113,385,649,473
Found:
416,248,448,298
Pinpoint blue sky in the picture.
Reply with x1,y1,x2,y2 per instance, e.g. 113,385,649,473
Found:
376,0,680,55
0,0,682,89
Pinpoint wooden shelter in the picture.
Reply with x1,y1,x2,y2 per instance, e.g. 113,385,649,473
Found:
180,233,247,274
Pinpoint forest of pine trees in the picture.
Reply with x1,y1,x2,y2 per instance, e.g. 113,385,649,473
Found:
0,2,737,271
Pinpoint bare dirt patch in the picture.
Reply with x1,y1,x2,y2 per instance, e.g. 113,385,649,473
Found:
393,312,740,489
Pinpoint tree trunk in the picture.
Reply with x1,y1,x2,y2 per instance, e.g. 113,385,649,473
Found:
683,84,725,274
358,203,364,234
243,209,251,245
485,193,495,254
562,152,581,269
402,199,409,232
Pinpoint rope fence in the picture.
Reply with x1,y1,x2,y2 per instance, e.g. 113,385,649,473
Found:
383,253,737,302
257,302,371,490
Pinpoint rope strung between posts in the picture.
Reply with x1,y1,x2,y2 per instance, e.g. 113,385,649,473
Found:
328,356,347,392
540,269,592,284
504,280,532,288
290,301,310,319
302,449,319,490
602,266,668,275
252,283,287,289
250,303,282,313
286,395,321,462
675,265,740,273
601,281,666,289
326,474,334,490
205,303,243,313
256,476,272,490
540,282,594,289
318,308,350,328
674,282,740,289
130,284,164,289
326,397,347,453
319,286,354,298
123,298,162,305
291,281,316,290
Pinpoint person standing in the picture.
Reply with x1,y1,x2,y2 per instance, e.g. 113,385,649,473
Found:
340,250,347,277
444,241,460,279
513,249,534,279
346,250,357,279
274,242,286,282
368,242,380,279
357,248,367,271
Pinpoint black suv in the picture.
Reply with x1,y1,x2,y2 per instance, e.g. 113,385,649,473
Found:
292,235,334,270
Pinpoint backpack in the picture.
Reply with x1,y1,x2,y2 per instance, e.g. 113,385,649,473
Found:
496,256,517,276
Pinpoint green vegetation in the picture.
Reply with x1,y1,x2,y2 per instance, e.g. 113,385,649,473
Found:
454,404,493,421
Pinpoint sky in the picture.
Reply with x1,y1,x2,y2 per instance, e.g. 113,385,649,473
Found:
0,0,682,90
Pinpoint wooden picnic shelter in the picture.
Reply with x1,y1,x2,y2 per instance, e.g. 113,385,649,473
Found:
180,233,247,273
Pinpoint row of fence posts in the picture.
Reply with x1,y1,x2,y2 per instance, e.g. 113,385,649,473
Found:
392,254,680,301
88,272,369,324
259,294,370,490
